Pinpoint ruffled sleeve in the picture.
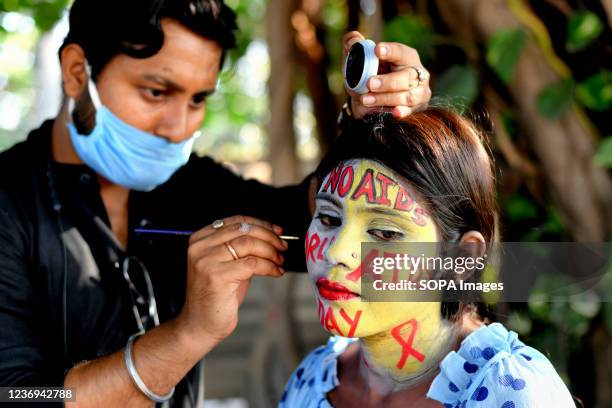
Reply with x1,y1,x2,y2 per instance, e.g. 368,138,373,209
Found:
427,323,576,408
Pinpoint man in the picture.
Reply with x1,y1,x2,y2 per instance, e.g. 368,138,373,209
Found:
0,0,431,406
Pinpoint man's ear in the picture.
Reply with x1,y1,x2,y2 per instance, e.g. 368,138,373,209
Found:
60,44,89,99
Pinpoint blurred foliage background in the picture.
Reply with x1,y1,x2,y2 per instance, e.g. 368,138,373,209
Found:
0,0,611,406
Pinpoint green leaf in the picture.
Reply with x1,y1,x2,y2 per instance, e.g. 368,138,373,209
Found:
500,110,520,140
569,291,601,318
505,195,538,221
521,228,543,242
1,0,20,12
506,311,532,335
566,11,604,52
536,79,574,120
543,206,565,235
528,291,550,320
383,15,434,64
594,137,612,168
433,64,479,111
564,309,590,336
31,1,69,31
486,29,526,85
576,71,612,111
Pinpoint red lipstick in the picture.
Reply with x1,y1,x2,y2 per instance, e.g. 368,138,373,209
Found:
316,278,358,301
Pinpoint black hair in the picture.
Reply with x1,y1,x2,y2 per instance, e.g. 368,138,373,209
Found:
59,0,237,80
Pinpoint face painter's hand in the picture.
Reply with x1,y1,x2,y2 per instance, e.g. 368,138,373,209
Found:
343,31,431,119
177,215,288,343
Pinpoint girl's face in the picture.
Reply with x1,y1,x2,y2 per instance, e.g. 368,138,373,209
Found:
306,159,440,340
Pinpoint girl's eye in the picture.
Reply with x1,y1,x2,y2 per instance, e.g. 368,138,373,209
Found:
368,229,404,241
315,213,341,227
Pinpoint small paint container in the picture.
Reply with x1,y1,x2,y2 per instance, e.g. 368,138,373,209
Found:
343,39,379,94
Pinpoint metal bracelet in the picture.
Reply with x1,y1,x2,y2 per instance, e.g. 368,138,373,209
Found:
124,332,175,403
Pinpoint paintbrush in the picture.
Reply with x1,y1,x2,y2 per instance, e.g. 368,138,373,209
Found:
134,228,300,240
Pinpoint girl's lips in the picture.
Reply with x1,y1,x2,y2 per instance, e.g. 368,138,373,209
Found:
316,278,359,301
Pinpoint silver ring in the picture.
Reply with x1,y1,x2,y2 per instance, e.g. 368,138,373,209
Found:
409,66,428,86
225,241,239,260
212,219,224,229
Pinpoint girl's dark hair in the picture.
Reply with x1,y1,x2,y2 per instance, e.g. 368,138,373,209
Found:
316,108,499,320
59,0,237,80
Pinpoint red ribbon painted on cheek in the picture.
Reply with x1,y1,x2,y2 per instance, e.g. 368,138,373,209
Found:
391,319,425,368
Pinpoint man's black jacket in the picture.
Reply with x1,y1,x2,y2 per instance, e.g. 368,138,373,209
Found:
0,120,310,405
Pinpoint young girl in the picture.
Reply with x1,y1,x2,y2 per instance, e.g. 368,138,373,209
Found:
281,108,575,407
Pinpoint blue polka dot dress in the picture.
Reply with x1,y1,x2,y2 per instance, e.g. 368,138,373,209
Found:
280,323,576,407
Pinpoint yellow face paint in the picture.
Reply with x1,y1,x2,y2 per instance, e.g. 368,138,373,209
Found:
306,159,453,380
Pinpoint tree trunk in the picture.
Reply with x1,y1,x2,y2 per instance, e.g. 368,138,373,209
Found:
292,0,338,152
267,0,300,185
347,0,360,31
362,0,384,42
435,0,612,242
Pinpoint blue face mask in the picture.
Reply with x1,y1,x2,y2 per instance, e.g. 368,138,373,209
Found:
67,76,197,192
